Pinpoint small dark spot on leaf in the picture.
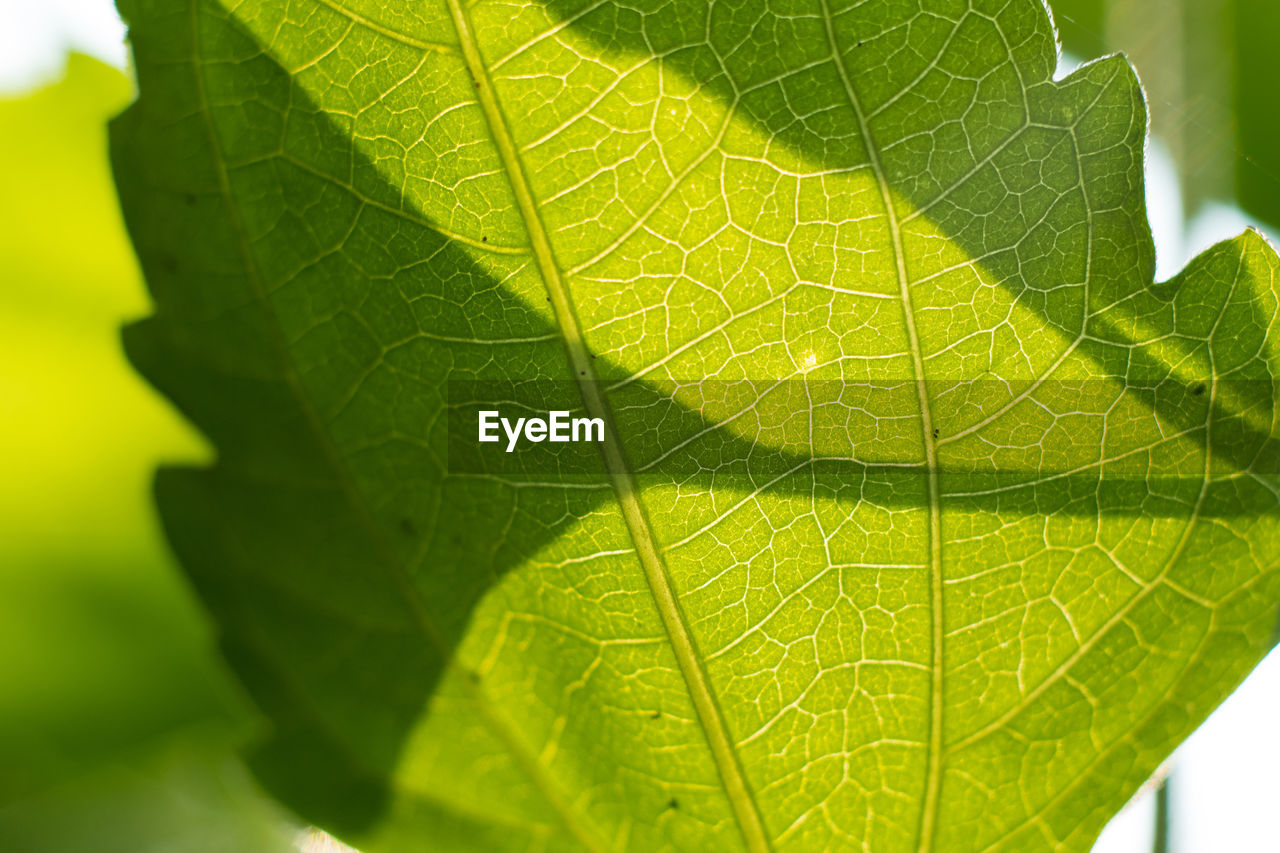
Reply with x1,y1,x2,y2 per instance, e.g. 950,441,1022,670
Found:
667,798,679,811
1192,383,1206,396
580,370,586,376
481,235,487,242
932,428,939,438
857,41,864,47
590,353,598,359
650,710,661,719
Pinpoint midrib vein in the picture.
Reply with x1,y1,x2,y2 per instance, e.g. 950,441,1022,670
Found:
443,2,771,851
818,3,945,851
187,3,602,850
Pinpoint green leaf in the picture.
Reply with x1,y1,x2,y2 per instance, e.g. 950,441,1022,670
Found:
110,1,1280,851
0,55,292,852
1235,0,1280,228
1050,0,1280,229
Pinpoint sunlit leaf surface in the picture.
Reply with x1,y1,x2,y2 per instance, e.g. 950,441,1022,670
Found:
112,1,1280,850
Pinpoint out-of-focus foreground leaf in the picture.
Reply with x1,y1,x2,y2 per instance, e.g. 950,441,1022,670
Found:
112,1,1280,851
0,54,294,852
1050,0,1280,230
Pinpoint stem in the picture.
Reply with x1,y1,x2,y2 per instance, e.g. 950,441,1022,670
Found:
1152,775,1171,853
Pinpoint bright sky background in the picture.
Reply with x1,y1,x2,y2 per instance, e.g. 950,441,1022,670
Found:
2,2,1278,851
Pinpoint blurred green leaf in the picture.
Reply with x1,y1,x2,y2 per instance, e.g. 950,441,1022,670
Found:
0,54,293,851
0,733,296,853
1050,0,1280,229
1047,0,1108,58
1233,0,1280,229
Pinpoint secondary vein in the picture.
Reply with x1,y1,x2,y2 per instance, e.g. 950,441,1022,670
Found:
313,0,457,53
817,3,946,850
442,2,771,851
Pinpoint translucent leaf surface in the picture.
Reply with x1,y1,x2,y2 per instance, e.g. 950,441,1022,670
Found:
111,1,1280,850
